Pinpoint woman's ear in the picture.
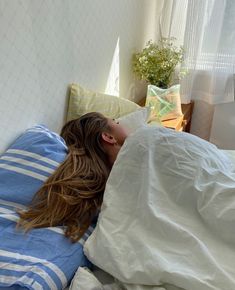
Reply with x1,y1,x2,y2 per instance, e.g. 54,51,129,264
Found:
101,132,117,145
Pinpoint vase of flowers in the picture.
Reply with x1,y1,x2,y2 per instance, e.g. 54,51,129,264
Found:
132,37,185,89
132,38,186,122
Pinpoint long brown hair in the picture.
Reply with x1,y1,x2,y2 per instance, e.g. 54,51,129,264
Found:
18,112,111,242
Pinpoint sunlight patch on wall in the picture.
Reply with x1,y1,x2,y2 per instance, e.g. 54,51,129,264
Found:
105,37,119,96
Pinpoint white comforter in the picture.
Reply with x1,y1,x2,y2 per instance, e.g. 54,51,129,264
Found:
84,126,235,290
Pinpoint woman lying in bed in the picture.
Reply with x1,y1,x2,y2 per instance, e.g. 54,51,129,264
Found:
18,111,232,243
18,112,129,242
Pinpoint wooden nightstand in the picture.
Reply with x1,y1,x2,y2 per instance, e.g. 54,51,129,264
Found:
138,98,194,132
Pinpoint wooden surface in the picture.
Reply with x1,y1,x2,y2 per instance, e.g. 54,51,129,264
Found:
138,97,194,132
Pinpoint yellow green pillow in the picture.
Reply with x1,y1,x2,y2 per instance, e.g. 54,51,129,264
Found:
67,83,140,121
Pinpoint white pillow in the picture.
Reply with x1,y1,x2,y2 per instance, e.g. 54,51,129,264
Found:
69,267,119,290
69,267,102,290
117,107,151,135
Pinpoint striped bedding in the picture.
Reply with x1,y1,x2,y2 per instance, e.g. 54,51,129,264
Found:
0,125,94,290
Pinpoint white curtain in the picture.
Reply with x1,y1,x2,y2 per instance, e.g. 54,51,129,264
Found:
160,0,235,105
159,0,235,140
181,0,235,105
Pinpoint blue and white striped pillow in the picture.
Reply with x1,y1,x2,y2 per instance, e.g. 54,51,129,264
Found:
0,125,94,290
0,125,67,205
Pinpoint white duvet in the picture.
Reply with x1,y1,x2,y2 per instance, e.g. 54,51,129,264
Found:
84,126,235,290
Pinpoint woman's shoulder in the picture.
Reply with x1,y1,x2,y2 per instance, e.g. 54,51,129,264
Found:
134,123,161,133
130,124,166,140
126,124,199,149
123,124,165,150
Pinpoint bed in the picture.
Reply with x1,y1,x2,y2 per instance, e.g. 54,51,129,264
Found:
1,83,235,290
0,83,148,289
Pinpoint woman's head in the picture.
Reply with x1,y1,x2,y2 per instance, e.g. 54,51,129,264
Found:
18,112,128,242
61,112,128,166
61,112,109,150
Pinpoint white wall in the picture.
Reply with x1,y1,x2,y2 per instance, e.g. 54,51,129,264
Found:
0,0,157,153
210,102,235,149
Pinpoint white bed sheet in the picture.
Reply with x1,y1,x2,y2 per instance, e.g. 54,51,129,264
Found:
84,126,235,290
69,145,235,290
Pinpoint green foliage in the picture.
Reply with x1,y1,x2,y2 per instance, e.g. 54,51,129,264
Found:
132,37,185,88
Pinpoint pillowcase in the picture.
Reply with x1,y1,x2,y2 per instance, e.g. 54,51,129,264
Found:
67,83,140,121
0,125,94,290
0,125,67,205
117,107,151,135
146,84,182,122
69,267,104,290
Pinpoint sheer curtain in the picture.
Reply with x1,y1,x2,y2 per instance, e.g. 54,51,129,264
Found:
181,0,235,105
160,0,235,140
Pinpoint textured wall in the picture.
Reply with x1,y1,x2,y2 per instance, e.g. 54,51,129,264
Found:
210,102,235,149
0,0,156,153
